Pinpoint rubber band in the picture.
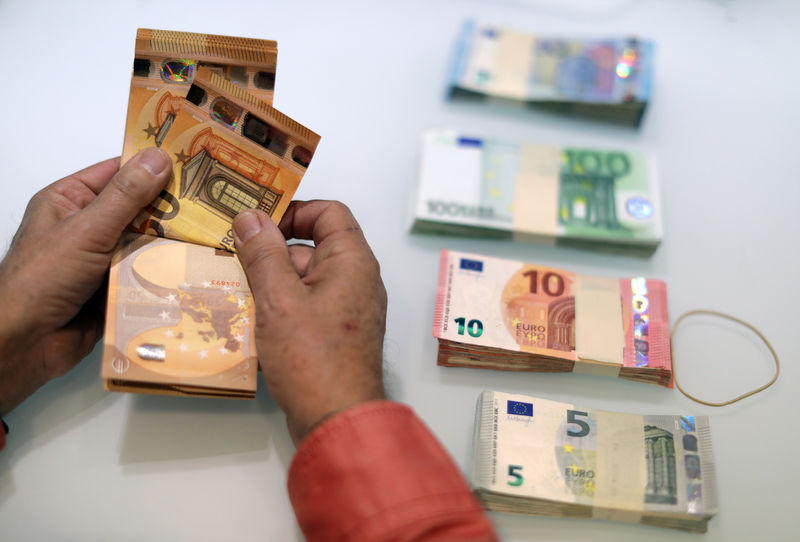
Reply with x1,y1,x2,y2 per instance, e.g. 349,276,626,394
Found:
670,309,780,406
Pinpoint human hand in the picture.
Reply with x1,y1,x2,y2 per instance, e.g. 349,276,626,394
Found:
232,201,387,444
0,148,172,416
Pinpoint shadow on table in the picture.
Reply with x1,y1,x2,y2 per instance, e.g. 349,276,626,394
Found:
0,339,296,496
117,376,294,468
0,343,112,505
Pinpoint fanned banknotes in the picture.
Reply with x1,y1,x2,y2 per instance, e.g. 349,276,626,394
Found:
102,233,257,398
473,391,717,532
104,30,321,398
435,250,672,387
413,130,662,255
125,66,320,250
125,29,278,150
449,21,654,126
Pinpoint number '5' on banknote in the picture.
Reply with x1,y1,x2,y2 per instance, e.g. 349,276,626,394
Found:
127,66,320,251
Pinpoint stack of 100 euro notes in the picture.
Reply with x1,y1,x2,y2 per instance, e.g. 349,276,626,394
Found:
412,130,662,255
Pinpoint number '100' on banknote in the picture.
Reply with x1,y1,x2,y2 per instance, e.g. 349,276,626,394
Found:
413,130,662,255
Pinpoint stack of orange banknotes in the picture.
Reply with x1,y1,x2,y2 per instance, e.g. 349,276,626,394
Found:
101,29,320,398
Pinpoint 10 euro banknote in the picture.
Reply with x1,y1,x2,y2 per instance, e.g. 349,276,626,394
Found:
435,250,672,386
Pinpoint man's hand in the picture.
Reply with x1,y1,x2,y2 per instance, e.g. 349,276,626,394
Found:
0,148,172,416
233,201,387,444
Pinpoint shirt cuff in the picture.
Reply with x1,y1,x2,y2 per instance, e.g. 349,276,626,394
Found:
288,400,496,542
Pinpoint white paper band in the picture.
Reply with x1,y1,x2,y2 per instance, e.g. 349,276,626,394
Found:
592,411,646,522
512,143,559,243
573,276,624,376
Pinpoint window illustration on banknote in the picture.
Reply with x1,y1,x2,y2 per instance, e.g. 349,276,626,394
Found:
120,29,321,251
124,66,319,250
179,128,283,219
644,425,678,504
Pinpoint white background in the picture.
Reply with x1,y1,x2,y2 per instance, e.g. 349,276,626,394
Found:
0,0,797,540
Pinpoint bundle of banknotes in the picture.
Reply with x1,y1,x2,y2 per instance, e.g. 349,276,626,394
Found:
448,21,654,126
102,29,319,398
434,250,673,387
473,391,718,532
412,130,662,255
102,233,258,398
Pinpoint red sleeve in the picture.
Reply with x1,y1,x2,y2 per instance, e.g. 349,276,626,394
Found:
288,401,498,542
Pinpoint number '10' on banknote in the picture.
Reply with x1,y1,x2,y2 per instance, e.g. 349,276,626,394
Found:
435,250,673,387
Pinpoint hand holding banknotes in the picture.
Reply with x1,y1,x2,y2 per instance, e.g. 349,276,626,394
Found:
0,148,172,416
233,201,387,443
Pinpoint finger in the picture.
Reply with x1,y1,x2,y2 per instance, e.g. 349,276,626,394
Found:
67,157,121,195
76,148,172,253
278,200,365,246
233,209,303,304
13,158,123,244
287,243,315,276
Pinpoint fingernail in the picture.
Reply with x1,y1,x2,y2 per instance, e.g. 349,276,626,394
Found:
137,147,171,176
233,210,263,243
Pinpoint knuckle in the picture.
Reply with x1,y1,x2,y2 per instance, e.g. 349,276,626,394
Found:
329,200,351,215
28,188,47,207
369,255,382,276
241,242,279,271
109,171,146,202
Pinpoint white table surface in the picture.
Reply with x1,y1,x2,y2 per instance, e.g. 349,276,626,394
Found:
1,0,797,540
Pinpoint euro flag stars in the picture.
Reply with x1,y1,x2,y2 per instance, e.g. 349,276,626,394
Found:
507,400,533,417
459,258,484,272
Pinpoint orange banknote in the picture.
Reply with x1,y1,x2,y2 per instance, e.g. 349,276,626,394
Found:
101,233,257,398
125,28,277,148
126,66,320,250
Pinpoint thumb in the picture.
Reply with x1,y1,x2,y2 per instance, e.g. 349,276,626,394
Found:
78,147,172,252
233,209,303,304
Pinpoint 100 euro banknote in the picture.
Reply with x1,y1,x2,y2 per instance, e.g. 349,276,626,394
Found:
413,130,662,255
435,250,672,386
473,391,717,532
126,66,320,251
102,233,257,398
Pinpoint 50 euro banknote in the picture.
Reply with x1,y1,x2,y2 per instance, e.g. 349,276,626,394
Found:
473,391,717,532
413,130,662,256
125,66,320,251
434,250,672,387
102,233,257,398
124,28,278,154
